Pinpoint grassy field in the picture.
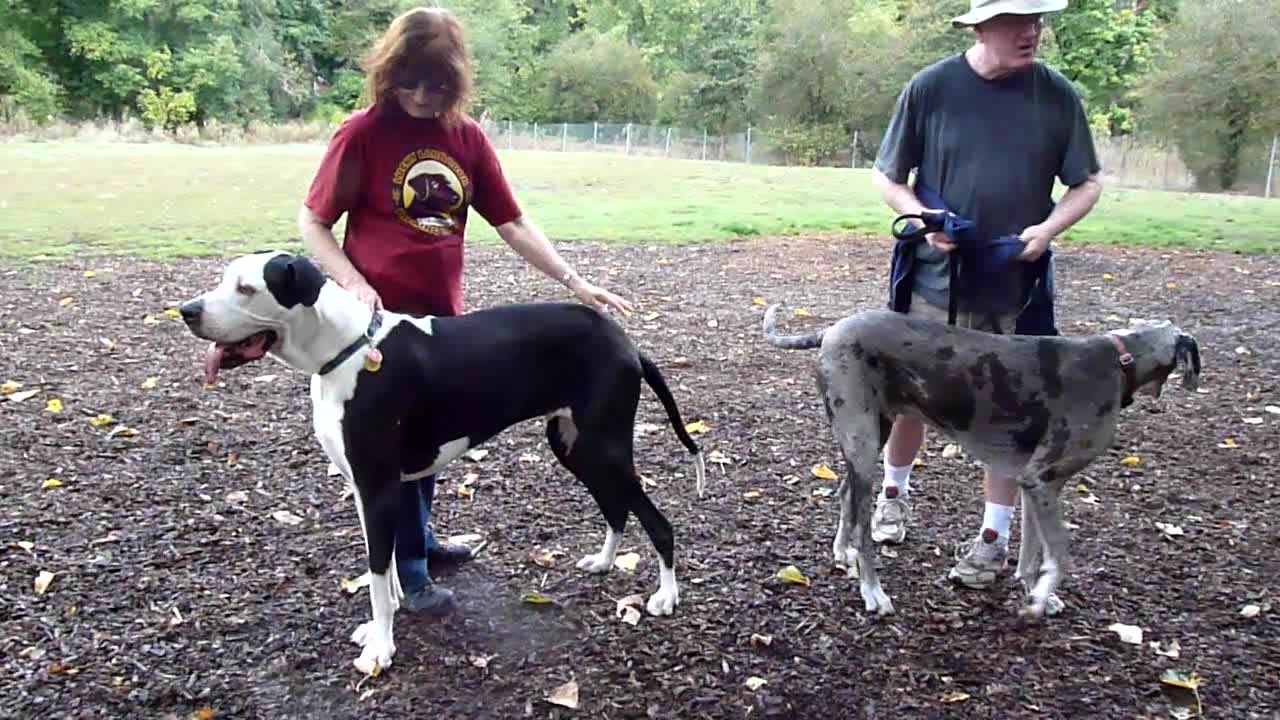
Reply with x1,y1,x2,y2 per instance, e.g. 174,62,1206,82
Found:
1,140,1277,261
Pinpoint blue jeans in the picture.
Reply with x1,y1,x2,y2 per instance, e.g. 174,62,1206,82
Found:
394,475,438,594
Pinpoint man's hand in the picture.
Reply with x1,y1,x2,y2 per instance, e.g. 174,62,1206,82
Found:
1018,224,1054,262
927,231,956,253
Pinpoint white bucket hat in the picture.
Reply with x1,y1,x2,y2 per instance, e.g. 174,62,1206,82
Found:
951,0,1068,28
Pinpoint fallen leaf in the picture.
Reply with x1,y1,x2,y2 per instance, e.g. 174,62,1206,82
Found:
1240,604,1261,618
470,654,495,670
34,570,55,595
340,573,371,594
750,633,773,648
1160,669,1203,691
83,270,96,278
1102,273,1115,280
752,296,767,306
88,414,114,427
45,398,64,414
793,308,813,317
141,377,159,390
633,422,662,436
742,490,762,500
1075,483,1090,493
941,691,971,704
0,381,20,395
271,510,304,526
446,533,483,546
59,296,74,306
1243,417,1263,425
191,705,216,720
41,478,63,490
912,457,925,468
521,592,556,605
811,464,838,481
1120,455,1141,467
463,448,489,462
1155,522,1185,538
163,308,181,319
613,552,641,572
776,565,811,587
1217,438,1239,449
615,594,644,626
685,419,709,434
707,449,731,465
941,443,961,459
744,676,768,691
1265,405,1280,415
17,540,34,553
1166,282,1176,289
531,548,564,568
812,486,834,498
1150,639,1181,658
1107,622,1143,645
8,389,39,403
546,679,579,709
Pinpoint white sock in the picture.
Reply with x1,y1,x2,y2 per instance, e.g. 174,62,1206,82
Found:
883,462,912,498
982,502,1015,545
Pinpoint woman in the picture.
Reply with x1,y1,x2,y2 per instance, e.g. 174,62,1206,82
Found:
298,6,633,616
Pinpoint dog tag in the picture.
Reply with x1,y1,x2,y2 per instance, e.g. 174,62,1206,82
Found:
364,348,383,372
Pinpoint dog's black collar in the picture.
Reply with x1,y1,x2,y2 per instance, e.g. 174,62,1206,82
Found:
318,311,383,376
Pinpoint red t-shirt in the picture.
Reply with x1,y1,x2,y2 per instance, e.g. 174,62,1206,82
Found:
304,102,522,317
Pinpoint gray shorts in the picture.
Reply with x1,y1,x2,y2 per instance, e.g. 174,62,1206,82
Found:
904,292,1019,335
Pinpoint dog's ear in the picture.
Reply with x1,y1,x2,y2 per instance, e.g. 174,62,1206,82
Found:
263,253,326,308
1175,333,1201,391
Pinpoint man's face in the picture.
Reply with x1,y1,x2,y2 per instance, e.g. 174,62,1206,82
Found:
975,13,1044,73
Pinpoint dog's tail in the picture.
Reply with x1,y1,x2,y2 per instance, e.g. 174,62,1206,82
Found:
762,303,826,350
639,353,707,498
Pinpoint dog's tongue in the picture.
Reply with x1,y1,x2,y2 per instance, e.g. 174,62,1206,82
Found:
204,341,226,386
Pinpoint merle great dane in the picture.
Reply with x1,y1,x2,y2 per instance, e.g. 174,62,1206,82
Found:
179,250,706,674
761,305,1201,619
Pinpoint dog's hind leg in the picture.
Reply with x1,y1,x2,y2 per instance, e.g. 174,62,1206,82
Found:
832,412,893,617
546,414,627,574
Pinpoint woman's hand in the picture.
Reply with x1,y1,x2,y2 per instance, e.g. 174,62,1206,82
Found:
342,274,384,311
569,276,634,316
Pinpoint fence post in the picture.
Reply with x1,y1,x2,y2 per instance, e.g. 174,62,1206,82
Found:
745,126,752,164
702,129,707,161
625,123,632,155
851,130,859,169
532,122,538,151
593,121,598,147
665,128,672,157
507,120,513,151
562,122,567,153
1267,133,1278,199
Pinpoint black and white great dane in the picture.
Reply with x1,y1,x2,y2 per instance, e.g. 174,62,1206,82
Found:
178,250,706,674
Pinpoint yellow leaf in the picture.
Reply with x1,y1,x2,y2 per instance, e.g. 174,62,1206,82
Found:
1120,455,1141,467
192,707,216,720
811,464,838,481
941,691,971,704
45,398,64,414
59,296,74,307
1160,669,1203,691
776,565,811,587
0,381,20,395
340,573,371,595
163,308,182,320
685,420,709,434
42,478,63,490
83,270,97,279
752,296,767,306
521,592,555,605
1102,273,1115,281
34,570,55,595
1218,438,1239,449
1166,282,1177,289
141,377,159,390
1075,483,1089,493
88,414,114,427
793,308,813,317
912,457,925,468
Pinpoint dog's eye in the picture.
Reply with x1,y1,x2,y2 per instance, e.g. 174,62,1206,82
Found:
236,283,257,296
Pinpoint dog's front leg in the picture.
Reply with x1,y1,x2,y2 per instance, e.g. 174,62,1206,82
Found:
348,463,402,675
1018,472,1071,620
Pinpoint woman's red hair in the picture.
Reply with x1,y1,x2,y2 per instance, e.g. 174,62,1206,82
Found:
360,7,473,126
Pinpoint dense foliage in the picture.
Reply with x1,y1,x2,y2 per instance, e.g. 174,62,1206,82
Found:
1,0,1276,187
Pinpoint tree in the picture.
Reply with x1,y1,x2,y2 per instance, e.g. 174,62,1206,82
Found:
540,30,657,123
1139,0,1280,190
654,0,762,137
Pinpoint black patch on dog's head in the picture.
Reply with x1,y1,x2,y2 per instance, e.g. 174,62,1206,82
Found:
263,253,326,308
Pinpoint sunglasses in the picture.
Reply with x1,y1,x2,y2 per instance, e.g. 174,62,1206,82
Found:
392,70,452,94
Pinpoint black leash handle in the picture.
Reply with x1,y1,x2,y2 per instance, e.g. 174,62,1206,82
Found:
891,211,960,326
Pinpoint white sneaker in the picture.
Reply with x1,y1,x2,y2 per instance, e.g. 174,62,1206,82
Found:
870,488,911,544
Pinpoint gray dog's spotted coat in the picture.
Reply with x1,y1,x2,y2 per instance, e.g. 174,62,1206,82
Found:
761,305,1201,618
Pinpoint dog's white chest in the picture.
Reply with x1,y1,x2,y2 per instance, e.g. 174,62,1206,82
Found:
403,437,471,480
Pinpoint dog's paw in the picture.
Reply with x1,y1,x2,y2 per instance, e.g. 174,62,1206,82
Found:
576,552,614,574
351,621,396,675
645,585,679,616
862,583,895,617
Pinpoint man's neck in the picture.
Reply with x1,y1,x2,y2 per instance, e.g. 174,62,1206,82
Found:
965,44,1020,81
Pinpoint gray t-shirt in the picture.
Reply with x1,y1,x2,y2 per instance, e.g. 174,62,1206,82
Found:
874,53,1101,314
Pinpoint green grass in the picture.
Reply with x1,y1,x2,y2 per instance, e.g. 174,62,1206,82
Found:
1,140,1277,261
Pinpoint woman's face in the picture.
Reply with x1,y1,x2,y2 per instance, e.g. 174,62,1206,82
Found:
392,66,451,119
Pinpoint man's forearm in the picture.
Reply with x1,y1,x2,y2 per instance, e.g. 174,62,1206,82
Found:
297,206,363,286
1040,175,1102,238
871,167,932,216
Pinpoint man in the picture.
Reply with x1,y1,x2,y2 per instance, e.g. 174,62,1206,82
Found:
869,0,1103,605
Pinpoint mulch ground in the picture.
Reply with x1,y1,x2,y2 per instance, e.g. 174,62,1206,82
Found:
2,234,1278,720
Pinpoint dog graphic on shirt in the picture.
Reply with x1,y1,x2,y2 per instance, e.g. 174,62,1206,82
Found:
401,161,463,231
